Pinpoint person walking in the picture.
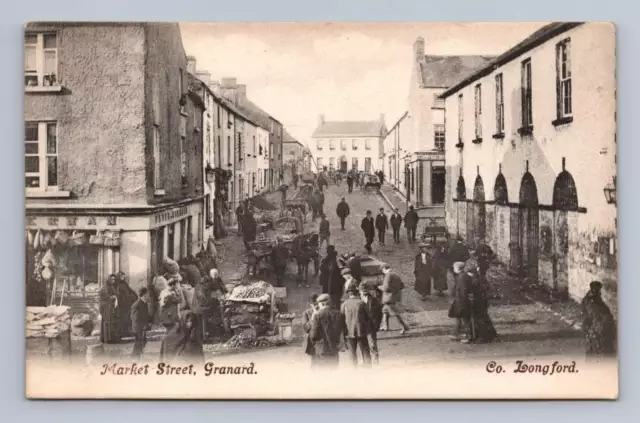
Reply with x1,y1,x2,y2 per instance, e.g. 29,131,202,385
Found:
379,265,409,334
360,284,383,364
432,243,449,296
317,188,325,217
375,208,389,246
235,203,245,237
336,197,350,230
321,245,345,308
474,237,494,281
302,294,319,365
360,210,375,254
414,243,433,301
449,261,472,343
346,173,354,193
271,237,289,287
130,287,151,359
581,281,617,358
159,311,204,363
318,214,331,252
309,294,346,368
467,266,498,344
390,208,403,243
404,205,419,244
341,285,373,367
448,236,471,271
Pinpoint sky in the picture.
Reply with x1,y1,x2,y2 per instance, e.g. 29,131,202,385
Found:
179,22,547,147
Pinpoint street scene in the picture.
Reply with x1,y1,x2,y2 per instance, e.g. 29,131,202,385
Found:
24,22,617,398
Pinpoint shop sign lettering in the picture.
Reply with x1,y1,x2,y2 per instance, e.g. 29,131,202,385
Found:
48,217,59,226
107,216,117,226
87,217,97,225
26,216,36,226
154,206,189,225
67,217,77,226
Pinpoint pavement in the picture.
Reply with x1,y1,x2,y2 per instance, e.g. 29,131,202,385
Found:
67,181,587,363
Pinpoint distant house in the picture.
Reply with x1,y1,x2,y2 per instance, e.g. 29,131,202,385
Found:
385,36,494,222
311,115,387,173
283,130,309,176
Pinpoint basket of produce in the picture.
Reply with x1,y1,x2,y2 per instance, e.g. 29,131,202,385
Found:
26,305,71,338
225,280,275,304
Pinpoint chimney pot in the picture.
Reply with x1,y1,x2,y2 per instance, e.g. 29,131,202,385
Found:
221,78,237,89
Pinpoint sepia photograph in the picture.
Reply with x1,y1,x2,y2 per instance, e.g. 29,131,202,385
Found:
23,21,618,399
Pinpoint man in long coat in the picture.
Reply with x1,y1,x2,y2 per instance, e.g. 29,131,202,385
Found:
271,237,289,287
361,210,375,254
320,245,345,308
474,237,494,280
390,208,403,243
414,243,433,300
336,197,350,230
404,205,419,244
375,208,389,246
309,294,345,368
448,235,471,270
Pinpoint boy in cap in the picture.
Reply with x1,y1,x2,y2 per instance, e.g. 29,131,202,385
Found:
375,207,389,246
130,287,151,359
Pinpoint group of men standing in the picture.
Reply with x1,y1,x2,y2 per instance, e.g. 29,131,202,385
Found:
356,205,419,253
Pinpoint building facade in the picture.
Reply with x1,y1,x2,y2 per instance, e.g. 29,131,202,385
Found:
442,22,617,306
311,115,387,173
283,131,308,183
24,23,204,317
382,112,410,192
389,36,493,224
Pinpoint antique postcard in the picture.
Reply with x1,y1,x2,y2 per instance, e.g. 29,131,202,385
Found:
24,21,617,399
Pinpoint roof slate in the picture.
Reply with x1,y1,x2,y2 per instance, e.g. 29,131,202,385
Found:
420,55,496,88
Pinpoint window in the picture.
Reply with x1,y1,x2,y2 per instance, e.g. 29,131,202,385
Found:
25,122,58,190
269,143,273,159
253,135,256,155
317,158,323,169
556,39,572,119
180,135,187,187
495,73,504,133
352,158,358,170
458,94,464,143
329,157,335,170
316,139,323,150
434,124,445,151
206,123,212,161
474,84,482,140
365,158,372,172
153,125,162,189
365,139,372,150
24,33,57,87
217,135,221,166
521,59,533,129
205,194,213,226
340,139,346,150
227,135,231,165
352,139,358,150
217,106,221,129
329,139,336,150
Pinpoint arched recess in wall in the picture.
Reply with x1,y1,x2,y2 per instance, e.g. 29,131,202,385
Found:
518,171,539,280
493,173,508,205
552,170,579,211
473,175,486,241
456,176,466,200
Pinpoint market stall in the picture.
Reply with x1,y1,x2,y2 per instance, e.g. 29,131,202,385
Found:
26,305,72,362
222,281,277,338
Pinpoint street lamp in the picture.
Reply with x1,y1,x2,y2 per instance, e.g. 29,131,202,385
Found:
604,176,616,205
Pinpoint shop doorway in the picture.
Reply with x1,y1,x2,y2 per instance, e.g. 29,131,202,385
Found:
519,172,539,280
431,166,445,204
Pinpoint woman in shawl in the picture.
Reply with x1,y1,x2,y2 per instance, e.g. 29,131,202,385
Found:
581,281,617,358
432,244,449,296
467,266,498,344
99,274,121,343
115,272,137,338
160,311,204,362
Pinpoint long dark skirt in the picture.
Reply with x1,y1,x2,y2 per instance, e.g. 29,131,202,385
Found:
469,301,497,343
433,271,447,292
414,275,431,297
100,313,121,344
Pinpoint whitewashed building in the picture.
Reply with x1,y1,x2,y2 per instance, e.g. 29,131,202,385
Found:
311,115,387,173
441,22,616,306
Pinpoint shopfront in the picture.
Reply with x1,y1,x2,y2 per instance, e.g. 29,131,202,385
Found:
25,198,204,321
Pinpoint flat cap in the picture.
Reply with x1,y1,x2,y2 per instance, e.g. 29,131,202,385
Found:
317,293,330,303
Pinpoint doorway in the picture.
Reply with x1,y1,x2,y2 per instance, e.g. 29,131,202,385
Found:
551,170,578,293
473,175,486,244
431,166,445,204
519,172,539,280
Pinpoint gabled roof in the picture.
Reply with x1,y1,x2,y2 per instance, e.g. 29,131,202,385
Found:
283,129,298,143
420,55,496,88
236,98,272,131
191,77,260,127
312,120,386,138
440,22,584,98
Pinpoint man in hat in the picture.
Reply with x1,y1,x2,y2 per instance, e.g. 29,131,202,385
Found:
302,294,319,362
309,293,345,368
379,265,409,334
361,210,375,254
414,242,434,301
404,205,419,244
360,284,383,364
390,208,403,243
448,235,471,271
130,287,151,359
375,207,389,246
336,197,350,230
450,261,472,343
318,214,331,252
341,284,373,367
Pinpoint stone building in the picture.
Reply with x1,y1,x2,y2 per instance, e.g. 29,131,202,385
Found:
311,115,387,173
283,130,309,181
384,36,493,225
24,23,205,316
441,22,617,305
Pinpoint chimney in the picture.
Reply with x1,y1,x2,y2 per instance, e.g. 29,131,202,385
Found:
414,36,425,63
186,55,197,75
221,77,237,89
209,80,221,95
318,114,325,126
195,71,210,85
237,84,247,102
